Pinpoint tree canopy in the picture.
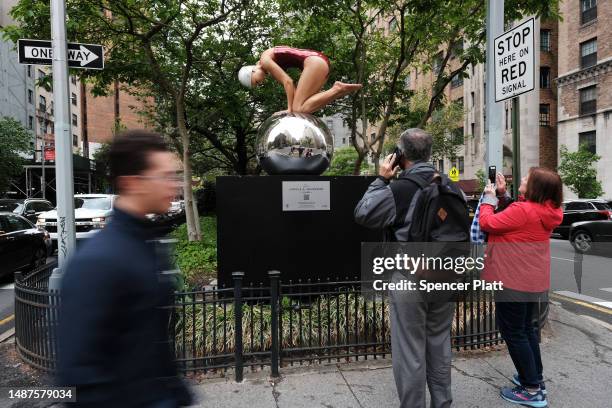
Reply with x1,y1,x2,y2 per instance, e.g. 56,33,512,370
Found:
0,117,32,196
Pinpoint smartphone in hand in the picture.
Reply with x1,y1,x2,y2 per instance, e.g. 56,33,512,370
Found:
392,146,404,169
488,166,497,185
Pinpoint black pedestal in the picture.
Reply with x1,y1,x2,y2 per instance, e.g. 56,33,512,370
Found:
216,175,379,287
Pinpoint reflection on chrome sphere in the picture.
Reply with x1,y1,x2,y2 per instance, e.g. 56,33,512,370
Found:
257,112,334,175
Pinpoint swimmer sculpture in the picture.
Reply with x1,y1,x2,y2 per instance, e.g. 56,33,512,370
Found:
240,46,361,175
238,46,362,114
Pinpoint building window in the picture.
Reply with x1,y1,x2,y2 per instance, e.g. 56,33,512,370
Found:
455,97,463,109
342,138,346,145
539,104,550,126
451,40,464,59
73,134,78,147
28,116,33,130
579,131,596,154
438,159,444,173
389,17,397,32
451,73,463,88
433,52,443,75
38,95,46,111
540,30,551,52
37,69,45,79
453,127,464,144
71,75,77,85
458,156,464,174
540,66,551,88
470,92,475,107
581,0,597,24
580,38,597,68
579,86,597,115
71,92,77,106
470,123,475,136
27,89,33,104
405,73,411,88
27,66,32,78
72,113,78,126
370,132,376,142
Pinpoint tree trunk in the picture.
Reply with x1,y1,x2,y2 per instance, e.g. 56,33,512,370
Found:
192,191,201,237
353,151,365,175
177,98,201,241
373,151,381,174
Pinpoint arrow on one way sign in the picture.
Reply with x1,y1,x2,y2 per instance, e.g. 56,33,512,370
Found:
18,39,104,70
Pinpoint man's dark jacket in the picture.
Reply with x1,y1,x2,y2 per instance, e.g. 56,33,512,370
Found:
354,162,436,239
57,208,191,407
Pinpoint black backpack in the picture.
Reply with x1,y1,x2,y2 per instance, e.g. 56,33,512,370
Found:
406,173,471,243
402,173,471,283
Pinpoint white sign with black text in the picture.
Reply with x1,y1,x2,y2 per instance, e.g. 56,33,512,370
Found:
282,181,330,211
494,18,535,102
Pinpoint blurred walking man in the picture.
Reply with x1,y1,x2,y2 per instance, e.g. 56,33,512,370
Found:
57,130,192,407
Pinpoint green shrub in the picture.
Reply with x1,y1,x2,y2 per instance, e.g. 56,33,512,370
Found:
172,216,217,288
174,293,492,357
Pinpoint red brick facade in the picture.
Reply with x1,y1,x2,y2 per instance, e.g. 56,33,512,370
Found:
82,82,152,146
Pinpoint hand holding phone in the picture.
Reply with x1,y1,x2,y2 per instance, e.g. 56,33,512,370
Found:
391,146,404,169
488,166,497,185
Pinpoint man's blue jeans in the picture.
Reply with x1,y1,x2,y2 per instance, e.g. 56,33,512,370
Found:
496,301,543,388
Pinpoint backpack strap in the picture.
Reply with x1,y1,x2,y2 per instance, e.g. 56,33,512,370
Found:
391,174,430,241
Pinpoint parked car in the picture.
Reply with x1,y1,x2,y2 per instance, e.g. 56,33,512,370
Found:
37,194,117,249
553,199,612,239
569,220,612,254
0,213,51,277
0,198,54,224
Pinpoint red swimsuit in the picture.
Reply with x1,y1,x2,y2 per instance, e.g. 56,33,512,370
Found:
272,46,330,71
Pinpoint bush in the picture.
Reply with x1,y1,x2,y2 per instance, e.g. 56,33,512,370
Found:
195,180,216,215
172,216,217,288
174,293,492,357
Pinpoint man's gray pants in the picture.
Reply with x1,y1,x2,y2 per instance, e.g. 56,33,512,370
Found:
390,273,455,408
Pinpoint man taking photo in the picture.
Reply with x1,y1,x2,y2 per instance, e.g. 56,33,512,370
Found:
355,128,469,408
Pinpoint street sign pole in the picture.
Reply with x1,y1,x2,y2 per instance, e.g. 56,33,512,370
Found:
511,97,521,199
50,0,76,268
485,0,504,179
41,144,46,199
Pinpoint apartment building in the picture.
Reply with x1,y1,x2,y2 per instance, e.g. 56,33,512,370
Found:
403,17,558,195
33,67,83,159
83,81,153,158
557,0,611,198
0,0,35,150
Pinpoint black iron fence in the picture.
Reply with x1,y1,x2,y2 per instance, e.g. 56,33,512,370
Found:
14,264,502,381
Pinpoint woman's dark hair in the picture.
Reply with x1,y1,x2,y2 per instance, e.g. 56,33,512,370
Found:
525,167,563,208
109,130,169,191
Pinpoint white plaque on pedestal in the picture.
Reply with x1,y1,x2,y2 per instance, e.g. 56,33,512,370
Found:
282,181,330,211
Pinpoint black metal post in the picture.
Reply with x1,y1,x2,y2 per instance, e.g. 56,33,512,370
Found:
233,272,244,382
269,270,280,378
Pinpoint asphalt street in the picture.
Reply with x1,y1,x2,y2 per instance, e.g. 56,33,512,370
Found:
0,256,56,338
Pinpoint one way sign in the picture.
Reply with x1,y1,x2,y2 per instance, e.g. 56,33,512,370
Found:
18,39,104,70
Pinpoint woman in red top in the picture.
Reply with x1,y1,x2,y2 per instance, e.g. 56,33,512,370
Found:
238,46,362,114
479,167,563,407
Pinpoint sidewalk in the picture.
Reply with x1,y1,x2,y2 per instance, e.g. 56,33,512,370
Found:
187,303,612,408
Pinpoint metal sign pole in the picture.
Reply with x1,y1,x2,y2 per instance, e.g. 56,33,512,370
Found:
485,0,504,175
511,97,521,199
41,144,46,199
50,0,76,268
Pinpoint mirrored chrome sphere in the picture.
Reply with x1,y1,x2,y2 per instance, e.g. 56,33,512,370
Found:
256,112,334,175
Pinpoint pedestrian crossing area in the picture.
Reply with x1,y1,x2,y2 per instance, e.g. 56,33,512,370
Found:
553,290,612,311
